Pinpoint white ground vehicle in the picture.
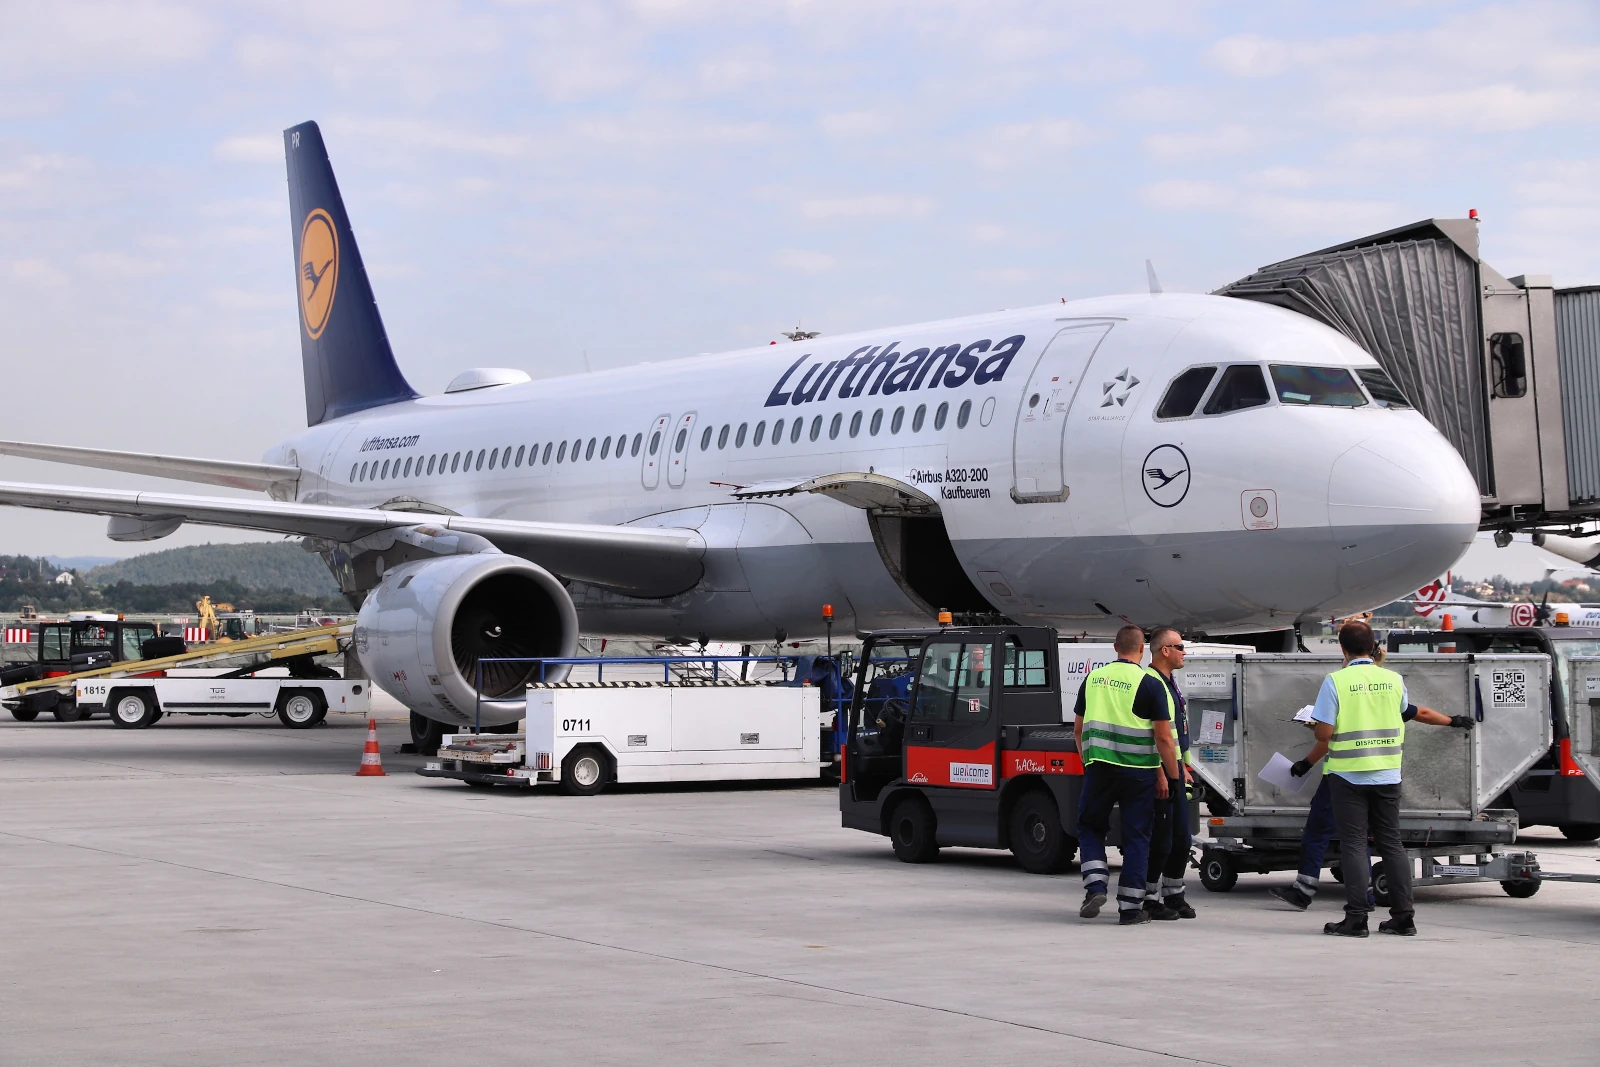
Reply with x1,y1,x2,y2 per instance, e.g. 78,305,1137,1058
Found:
75,674,367,729
421,680,825,793
2,624,365,729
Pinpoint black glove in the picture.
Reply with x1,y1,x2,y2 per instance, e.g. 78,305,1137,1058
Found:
1449,715,1474,730
1290,758,1313,778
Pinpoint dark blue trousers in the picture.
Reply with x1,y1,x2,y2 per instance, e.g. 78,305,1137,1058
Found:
1146,780,1191,901
1297,775,1370,898
1077,761,1156,912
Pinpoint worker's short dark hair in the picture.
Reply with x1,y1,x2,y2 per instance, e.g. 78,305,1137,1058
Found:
1113,624,1146,656
1149,626,1181,650
1339,621,1377,658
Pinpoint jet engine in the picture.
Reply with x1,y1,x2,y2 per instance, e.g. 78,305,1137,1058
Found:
354,552,578,727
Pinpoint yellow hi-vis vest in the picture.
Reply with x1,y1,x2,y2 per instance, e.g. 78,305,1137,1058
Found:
1080,660,1157,769
1327,662,1406,774
1144,666,1191,766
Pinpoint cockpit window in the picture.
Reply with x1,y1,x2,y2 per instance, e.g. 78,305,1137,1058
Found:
1270,365,1368,408
1203,364,1271,415
1156,366,1217,419
1356,366,1412,409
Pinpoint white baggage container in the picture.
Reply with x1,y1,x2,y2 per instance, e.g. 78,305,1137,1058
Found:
422,680,826,793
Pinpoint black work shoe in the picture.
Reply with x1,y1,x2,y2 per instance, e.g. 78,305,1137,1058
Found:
1378,915,1417,937
1079,891,1107,919
1143,901,1179,921
1119,909,1151,926
1270,886,1313,912
1323,915,1369,937
1166,895,1197,919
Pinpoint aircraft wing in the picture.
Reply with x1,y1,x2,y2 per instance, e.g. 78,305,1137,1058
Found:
0,440,300,494
0,481,705,597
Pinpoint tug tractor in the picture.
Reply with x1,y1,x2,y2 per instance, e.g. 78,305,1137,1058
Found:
1,613,165,722
839,624,1088,872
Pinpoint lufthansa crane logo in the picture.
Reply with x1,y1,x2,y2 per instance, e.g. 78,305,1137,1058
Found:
298,208,339,340
1141,444,1190,508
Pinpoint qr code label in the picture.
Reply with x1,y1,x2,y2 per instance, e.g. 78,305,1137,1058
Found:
1493,669,1527,709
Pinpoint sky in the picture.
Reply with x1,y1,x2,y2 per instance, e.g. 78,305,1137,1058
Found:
2,0,1598,556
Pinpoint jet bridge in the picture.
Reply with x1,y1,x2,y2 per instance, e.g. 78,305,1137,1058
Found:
1218,219,1600,533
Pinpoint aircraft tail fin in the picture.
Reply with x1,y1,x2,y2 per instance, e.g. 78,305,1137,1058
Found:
283,120,418,426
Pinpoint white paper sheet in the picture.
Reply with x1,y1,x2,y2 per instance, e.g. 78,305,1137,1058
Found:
1197,708,1226,745
1292,704,1317,724
1258,751,1319,793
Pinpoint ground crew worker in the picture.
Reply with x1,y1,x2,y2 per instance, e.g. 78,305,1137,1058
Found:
1143,627,1195,920
1290,620,1417,936
1270,658,1473,911
1074,624,1182,925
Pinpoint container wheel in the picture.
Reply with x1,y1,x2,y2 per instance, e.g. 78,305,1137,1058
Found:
1370,861,1392,908
1199,848,1237,892
888,795,940,864
52,705,85,722
560,745,612,796
276,689,327,729
9,709,39,722
1008,789,1073,874
1501,878,1541,898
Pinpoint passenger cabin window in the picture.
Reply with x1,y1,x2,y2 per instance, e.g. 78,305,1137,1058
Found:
1003,642,1049,688
1355,367,1410,408
1203,364,1271,415
912,641,992,722
1491,332,1528,398
1156,366,1216,419
1270,365,1367,407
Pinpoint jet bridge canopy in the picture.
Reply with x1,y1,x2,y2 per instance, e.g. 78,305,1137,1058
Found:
1219,218,1600,532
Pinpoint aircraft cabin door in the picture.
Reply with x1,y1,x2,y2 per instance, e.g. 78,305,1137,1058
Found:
1011,323,1113,503
667,411,697,488
641,414,671,489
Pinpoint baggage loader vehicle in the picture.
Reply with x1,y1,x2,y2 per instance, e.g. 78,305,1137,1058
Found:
1182,652,1553,899
2,624,363,728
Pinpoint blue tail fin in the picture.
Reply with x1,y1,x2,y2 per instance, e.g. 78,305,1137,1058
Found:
284,121,418,426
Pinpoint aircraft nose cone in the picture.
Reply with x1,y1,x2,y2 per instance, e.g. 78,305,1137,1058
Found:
1326,429,1479,596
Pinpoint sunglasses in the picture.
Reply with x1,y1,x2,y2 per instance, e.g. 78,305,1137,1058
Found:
1159,643,1186,652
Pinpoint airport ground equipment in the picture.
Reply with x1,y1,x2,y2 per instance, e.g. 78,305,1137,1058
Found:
839,625,1101,872
1220,218,1600,535
1,613,164,721
1388,627,1600,838
0,623,359,728
419,675,824,794
1180,651,1554,899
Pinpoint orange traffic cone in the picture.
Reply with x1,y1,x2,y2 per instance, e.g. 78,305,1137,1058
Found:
355,717,387,776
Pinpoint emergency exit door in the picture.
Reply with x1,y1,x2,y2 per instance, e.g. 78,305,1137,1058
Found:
903,638,999,789
1011,323,1113,503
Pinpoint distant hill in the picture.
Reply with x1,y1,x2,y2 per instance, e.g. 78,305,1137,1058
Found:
45,555,122,572
86,542,341,597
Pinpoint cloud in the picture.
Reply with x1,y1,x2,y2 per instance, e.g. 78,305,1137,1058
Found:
818,110,893,139
1143,125,1253,163
1338,83,1587,133
1139,180,1227,210
800,194,934,221
8,259,67,285
771,248,835,275
213,135,280,164
79,251,163,277
1208,34,1291,78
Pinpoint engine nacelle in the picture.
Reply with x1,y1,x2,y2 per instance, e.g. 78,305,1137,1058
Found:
354,553,578,726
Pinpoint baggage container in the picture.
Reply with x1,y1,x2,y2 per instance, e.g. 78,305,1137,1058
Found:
1180,653,1551,818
